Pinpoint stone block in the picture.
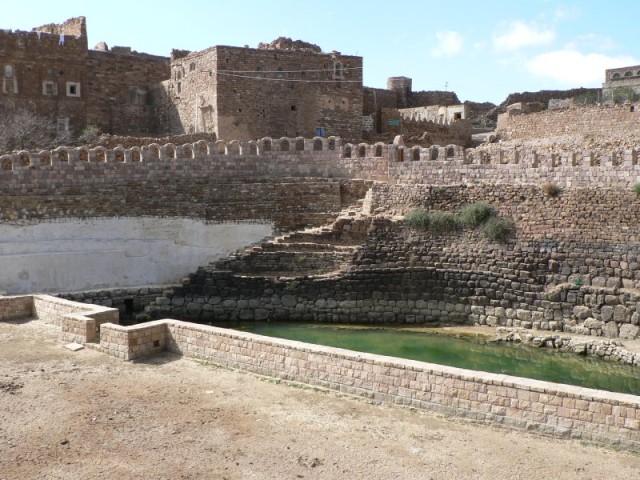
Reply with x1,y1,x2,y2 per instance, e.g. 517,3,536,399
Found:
619,324,640,340
603,322,619,339
572,306,590,320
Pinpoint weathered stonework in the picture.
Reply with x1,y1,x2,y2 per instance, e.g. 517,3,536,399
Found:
0,17,169,136
2,294,638,450
496,103,640,141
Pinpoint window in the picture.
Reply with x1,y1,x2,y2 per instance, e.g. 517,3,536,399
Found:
277,67,284,78
57,118,69,134
66,82,81,97
334,61,343,79
42,81,57,96
189,62,196,72
291,105,296,111
3,65,17,94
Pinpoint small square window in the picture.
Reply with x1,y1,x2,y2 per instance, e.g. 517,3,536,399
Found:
57,118,69,134
66,82,81,97
43,81,57,96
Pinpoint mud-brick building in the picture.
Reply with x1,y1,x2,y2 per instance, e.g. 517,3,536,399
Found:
0,17,169,137
154,38,363,141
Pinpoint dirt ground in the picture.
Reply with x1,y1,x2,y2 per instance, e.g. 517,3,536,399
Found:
1,319,639,480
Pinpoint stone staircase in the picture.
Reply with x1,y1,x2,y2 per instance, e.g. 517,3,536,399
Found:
212,200,372,278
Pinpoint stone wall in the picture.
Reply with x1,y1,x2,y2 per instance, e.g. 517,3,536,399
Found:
496,103,640,140
6,293,636,449
499,88,601,111
0,137,379,229
86,49,169,134
148,181,640,342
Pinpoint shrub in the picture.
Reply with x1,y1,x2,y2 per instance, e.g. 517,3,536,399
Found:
77,125,101,146
458,202,495,228
404,208,430,230
542,183,562,197
427,211,460,233
0,109,71,152
481,216,514,242
634,184,640,196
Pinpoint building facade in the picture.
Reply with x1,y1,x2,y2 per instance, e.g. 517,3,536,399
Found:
154,40,363,141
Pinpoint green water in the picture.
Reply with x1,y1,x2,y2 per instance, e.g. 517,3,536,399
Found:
231,322,640,395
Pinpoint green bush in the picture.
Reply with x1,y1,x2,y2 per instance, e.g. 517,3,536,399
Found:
427,211,460,233
77,125,101,146
542,183,562,197
404,208,431,230
481,216,514,242
458,202,495,228
634,184,640,196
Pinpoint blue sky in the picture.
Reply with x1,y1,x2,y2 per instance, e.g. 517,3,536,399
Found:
3,1,638,104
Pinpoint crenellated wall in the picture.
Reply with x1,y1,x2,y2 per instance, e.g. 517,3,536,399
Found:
4,136,640,191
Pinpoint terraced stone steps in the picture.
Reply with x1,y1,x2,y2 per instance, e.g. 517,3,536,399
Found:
211,201,372,278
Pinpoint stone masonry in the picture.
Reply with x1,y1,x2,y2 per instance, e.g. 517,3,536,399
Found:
1,294,638,450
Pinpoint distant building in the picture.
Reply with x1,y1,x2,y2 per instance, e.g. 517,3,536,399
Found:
0,17,169,137
602,65,640,103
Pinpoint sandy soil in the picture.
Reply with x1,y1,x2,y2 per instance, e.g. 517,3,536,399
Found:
1,319,639,480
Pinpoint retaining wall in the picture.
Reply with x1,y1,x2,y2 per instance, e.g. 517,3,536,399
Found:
3,294,638,449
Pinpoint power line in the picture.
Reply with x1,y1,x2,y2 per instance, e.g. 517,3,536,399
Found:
221,66,363,74
215,71,362,83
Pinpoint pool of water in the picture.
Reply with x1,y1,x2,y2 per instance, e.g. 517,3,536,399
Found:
230,322,640,395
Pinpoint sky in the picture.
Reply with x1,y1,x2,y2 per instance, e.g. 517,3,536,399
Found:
2,0,639,104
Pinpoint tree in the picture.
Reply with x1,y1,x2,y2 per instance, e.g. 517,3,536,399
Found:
0,109,71,152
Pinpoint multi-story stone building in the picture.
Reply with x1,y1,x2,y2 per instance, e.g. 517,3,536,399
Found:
0,17,169,137
153,38,363,141
1,17,468,144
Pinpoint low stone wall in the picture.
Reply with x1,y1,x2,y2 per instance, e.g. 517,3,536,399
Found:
0,294,120,343
32,295,119,343
2,294,638,449
0,295,33,320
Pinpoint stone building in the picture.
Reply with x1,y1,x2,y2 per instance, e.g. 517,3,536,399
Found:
1,16,467,143
602,65,640,103
0,17,169,137
153,38,363,141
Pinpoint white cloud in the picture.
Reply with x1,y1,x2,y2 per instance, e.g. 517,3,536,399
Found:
430,30,463,57
526,50,638,85
493,21,555,52
564,34,615,52
553,5,580,22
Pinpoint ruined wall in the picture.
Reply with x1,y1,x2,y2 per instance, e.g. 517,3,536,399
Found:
499,88,601,111
496,103,640,140
378,109,472,146
0,18,88,135
160,46,363,141
86,49,169,135
409,90,459,108
363,87,398,116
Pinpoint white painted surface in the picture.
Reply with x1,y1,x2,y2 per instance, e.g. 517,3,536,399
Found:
0,218,272,294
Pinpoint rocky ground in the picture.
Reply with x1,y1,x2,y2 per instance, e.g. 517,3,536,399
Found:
1,319,640,480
